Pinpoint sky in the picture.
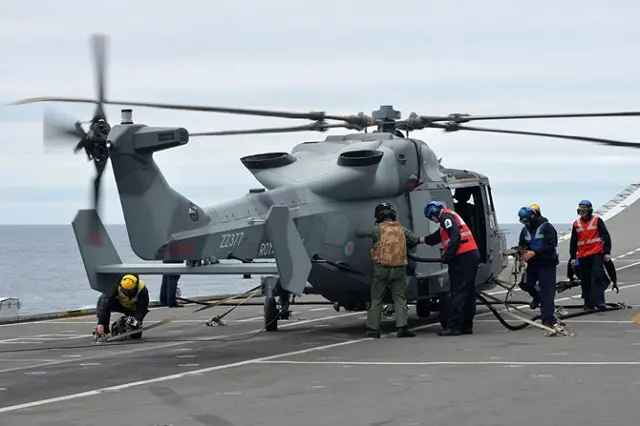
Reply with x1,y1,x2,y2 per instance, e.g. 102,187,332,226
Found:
1,0,640,225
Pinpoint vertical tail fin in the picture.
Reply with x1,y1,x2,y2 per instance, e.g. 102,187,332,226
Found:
265,205,312,296
108,124,211,260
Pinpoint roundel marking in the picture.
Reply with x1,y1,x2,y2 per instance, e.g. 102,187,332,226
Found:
344,241,355,256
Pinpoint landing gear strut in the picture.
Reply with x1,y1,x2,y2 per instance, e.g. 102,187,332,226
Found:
415,296,449,327
262,276,293,332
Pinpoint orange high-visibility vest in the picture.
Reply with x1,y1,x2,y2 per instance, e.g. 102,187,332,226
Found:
573,215,604,258
439,208,479,255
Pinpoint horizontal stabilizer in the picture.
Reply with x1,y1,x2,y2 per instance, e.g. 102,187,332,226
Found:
97,262,278,275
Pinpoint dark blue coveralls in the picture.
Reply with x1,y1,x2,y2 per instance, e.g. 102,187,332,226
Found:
424,210,481,335
569,217,612,310
518,219,559,326
159,259,182,307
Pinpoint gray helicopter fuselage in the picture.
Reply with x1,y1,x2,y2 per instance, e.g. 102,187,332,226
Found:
106,124,506,306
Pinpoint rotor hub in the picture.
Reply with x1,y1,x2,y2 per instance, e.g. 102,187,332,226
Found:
372,105,401,122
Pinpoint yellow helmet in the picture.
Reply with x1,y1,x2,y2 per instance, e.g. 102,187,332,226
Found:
529,203,540,212
119,274,139,297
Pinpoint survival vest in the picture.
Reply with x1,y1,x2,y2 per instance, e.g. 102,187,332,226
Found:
439,208,479,256
370,221,408,266
522,221,559,261
573,215,604,258
116,281,146,311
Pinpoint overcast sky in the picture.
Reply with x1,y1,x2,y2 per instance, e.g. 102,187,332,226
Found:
1,0,639,225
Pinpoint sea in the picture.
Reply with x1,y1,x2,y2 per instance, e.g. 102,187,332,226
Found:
0,223,574,315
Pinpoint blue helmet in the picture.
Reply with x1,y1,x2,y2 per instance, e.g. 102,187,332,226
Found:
424,201,444,219
577,199,593,215
518,206,536,223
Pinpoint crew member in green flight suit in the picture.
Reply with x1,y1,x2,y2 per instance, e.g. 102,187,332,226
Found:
354,202,427,338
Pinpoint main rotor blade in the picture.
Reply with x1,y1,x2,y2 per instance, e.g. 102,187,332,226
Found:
106,100,362,123
427,111,640,124
431,122,640,149
9,96,101,106
90,33,107,121
9,96,372,126
190,122,358,137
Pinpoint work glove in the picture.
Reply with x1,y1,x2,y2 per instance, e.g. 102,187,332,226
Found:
611,282,619,294
440,253,452,264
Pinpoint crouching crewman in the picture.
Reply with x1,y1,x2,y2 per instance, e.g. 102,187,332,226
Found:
93,274,150,341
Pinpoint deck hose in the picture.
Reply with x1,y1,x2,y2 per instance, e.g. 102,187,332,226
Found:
408,248,632,332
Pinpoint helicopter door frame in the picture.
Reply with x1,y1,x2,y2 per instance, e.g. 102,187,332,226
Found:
406,184,454,269
447,181,489,264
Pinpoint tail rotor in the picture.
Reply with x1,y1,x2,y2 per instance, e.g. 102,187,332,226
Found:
37,34,112,228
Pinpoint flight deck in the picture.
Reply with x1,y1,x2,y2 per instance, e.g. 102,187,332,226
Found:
0,285,638,426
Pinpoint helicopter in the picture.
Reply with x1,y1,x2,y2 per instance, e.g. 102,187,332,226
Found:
11,33,640,332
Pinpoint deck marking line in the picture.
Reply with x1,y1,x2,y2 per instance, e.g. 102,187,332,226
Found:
255,360,640,366
0,311,364,375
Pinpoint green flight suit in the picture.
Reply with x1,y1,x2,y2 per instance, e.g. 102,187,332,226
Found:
354,221,421,331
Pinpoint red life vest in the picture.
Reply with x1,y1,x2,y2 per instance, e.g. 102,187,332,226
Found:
439,208,479,255
573,215,604,258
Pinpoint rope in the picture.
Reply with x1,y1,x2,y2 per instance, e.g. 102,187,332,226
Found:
0,284,272,354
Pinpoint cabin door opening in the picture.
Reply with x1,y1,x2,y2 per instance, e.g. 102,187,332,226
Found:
450,185,487,263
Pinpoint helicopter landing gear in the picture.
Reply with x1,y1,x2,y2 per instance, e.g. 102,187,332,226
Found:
415,299,432,318
333,301,370,312
264,296,279,331
279,293,292,320
261,275,294,332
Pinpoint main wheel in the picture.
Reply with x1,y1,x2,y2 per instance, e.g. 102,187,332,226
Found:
415,300,431,318
437,294,451,329
264,296,279,332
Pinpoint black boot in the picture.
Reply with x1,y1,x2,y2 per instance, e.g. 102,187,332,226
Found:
365,328,380,338
396,327,415,338
437,328,462,336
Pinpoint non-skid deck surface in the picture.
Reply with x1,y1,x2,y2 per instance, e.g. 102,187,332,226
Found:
0,277,638,426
